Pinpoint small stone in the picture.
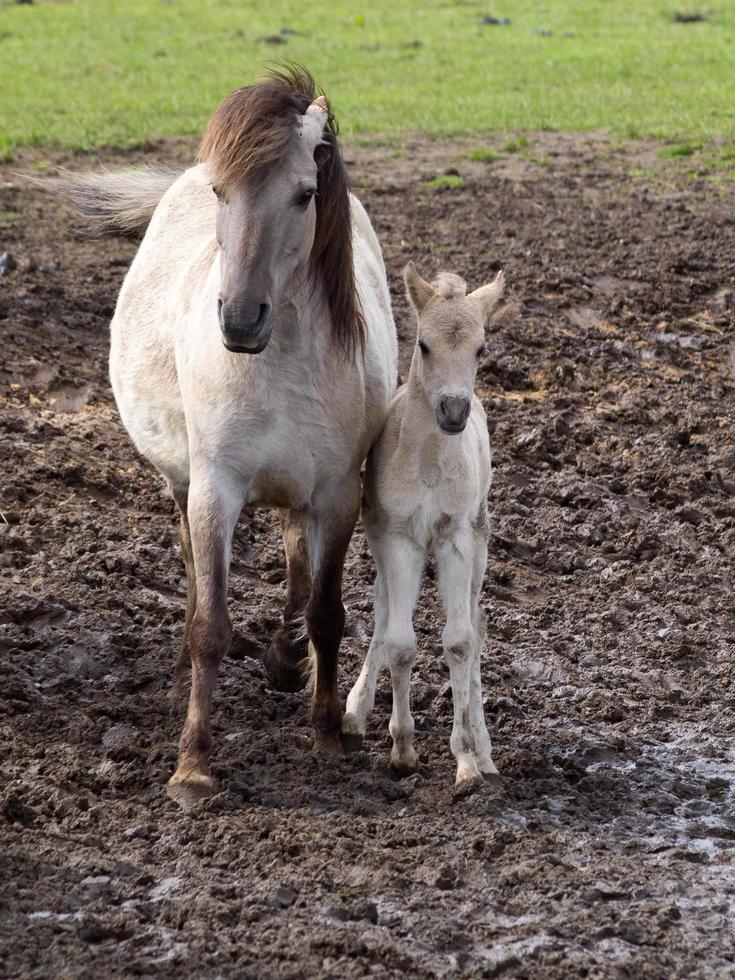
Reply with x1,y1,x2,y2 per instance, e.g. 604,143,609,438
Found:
353,900,379,924
481,15,511,26
272,885,296,908
0,252,18,276
434,865,459,890
2,794,38,826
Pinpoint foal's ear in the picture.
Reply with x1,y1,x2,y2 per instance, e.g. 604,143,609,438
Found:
404,261,438,314
468,270,505,321
302,96,330,153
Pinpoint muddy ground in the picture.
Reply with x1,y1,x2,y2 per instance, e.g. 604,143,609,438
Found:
1,133,734,978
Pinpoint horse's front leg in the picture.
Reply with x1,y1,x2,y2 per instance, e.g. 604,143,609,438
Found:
166,473,243,806
306,474,361,754
169,485,197,697
264,508,312,692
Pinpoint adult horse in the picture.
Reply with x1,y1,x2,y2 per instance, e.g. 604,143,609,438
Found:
59,66,397,805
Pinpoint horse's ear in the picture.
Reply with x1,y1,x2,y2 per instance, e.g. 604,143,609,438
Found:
404,261,438,314
468,270,505,321
302,96,330,153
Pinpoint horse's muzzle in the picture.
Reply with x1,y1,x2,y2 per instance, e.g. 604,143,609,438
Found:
218,298,273,354
436,395,471,435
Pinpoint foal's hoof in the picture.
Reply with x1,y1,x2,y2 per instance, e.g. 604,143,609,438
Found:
264,628,309,693
341,731,364,754
166,768,216,809
340,712,365,753
390,747,419,775
452,774,485,801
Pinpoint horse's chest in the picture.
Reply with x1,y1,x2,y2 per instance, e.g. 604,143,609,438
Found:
242,425,317,508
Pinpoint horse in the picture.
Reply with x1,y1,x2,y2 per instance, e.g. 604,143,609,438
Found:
56,66,397,806
342,262,504,791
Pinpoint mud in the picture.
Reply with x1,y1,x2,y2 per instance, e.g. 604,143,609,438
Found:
1,134,734,978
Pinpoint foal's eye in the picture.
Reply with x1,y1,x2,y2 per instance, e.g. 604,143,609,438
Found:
296,187,317,208
418,339,430,356
476,343,488,359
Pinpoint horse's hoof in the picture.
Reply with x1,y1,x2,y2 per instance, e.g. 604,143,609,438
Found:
483,771,503,787
166,768,216,809
312,730,345,756
264,632,309,693
390,749,419,775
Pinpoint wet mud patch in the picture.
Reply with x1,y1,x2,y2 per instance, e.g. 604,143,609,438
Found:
1,134,734,977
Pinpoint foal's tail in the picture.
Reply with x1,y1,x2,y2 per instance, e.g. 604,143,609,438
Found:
45,166,180,238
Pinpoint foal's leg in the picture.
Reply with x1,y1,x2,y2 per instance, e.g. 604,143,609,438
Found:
342,566,387,745
167,474,243,806
468,536,499,777
381,535,425,772
306,474,361,754
264,508,312,693
436,531,483,788
170,486,197,696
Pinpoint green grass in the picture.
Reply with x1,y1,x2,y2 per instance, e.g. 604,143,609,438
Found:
1,0,734,155
465,149,501,162
422,174,465,190
658,141,703,158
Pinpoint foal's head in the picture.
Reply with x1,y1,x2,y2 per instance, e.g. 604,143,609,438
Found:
198,65,364,356
404,262,505,434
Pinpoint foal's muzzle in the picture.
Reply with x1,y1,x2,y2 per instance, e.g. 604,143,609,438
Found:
436,395,471,434
218,297,273,354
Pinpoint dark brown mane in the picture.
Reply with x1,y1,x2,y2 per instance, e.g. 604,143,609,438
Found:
198,64,365,357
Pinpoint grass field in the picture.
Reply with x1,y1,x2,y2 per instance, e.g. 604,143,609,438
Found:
1,1,734,155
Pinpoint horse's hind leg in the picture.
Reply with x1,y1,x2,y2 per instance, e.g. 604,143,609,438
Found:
264,509,312,693
436,532,483,790
306,474,361,754
170,486,197,697
167,474,243,807
468,536,499,777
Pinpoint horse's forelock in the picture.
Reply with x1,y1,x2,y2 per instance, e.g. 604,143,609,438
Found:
198,63,364,358
432,272,468,300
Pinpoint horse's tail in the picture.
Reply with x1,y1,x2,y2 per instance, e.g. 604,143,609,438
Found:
46,166,180,238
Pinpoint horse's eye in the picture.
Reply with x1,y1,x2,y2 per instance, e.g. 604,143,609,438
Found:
476,343,488,359
418,339,430,356
297,187,316,207
212,185,223,200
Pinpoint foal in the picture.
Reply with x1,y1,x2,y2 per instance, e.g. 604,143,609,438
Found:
342,262,505,789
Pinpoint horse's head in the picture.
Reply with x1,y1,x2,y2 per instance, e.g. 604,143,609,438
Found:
199,67,363,356
404,262,505,434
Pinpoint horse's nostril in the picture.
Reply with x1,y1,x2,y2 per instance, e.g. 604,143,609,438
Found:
256,303,270,328
217,297,224,326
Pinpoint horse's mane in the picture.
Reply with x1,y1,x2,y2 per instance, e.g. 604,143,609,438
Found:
198,64,365,357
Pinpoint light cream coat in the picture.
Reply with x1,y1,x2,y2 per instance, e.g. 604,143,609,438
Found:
343,263,504,789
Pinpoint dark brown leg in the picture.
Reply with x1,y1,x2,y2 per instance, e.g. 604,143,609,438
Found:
166,478,241,807
264,509,312,693
306,475,360,754
170,486,197,696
